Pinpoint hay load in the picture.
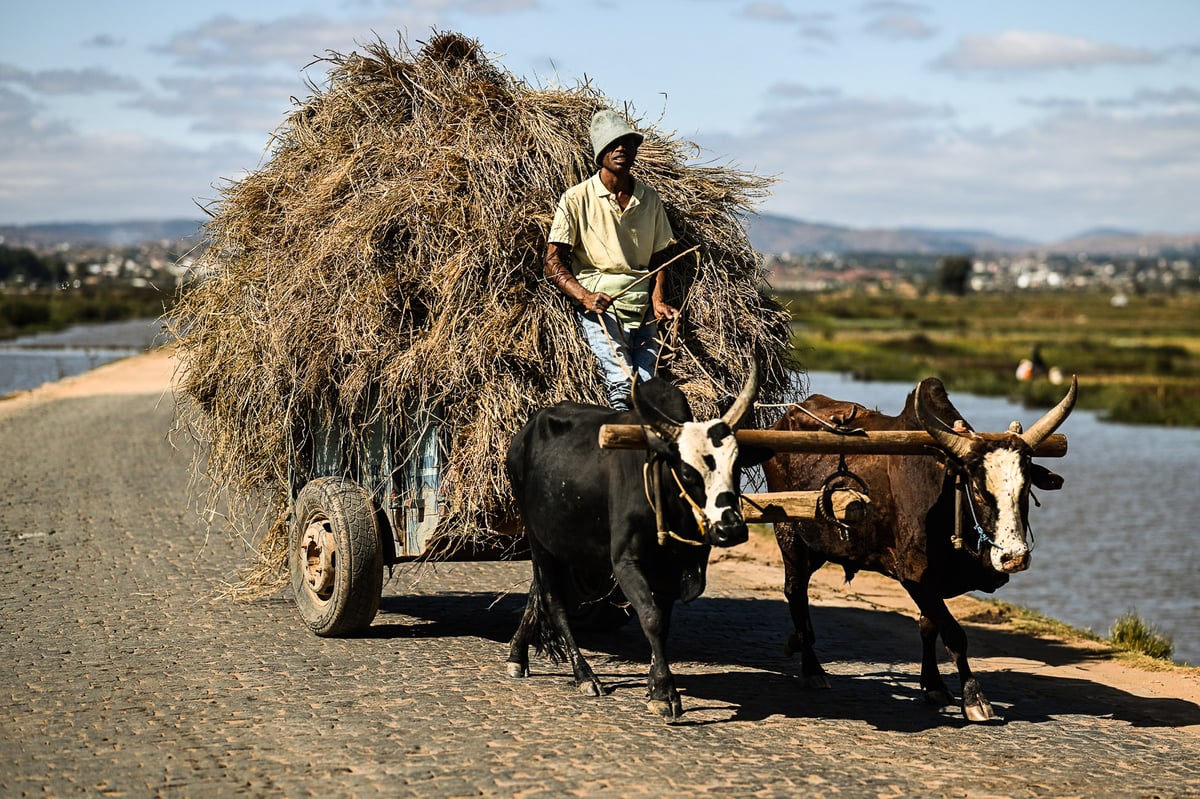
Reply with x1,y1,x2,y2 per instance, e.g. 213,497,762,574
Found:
171,31,796,589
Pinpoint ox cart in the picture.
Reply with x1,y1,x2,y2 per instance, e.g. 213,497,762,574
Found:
287,405,1068,637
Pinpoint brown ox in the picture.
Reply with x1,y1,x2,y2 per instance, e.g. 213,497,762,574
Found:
763,376,1076,721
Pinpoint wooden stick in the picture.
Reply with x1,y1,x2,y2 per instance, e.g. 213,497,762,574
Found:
741,489,871,523
607,245,700,301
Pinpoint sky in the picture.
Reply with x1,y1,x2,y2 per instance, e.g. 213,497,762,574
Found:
2,1,1199,242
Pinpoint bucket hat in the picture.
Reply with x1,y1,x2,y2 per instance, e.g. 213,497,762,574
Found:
590,109,643,165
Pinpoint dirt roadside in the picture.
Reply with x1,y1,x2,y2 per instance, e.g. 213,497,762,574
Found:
709,532,1200,733
9,347,1197,732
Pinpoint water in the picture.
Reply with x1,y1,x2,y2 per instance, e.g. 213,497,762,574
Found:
0,319,171,396
800,371,1200,665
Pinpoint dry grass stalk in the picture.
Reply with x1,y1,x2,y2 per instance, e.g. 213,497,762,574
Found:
170,31,798,594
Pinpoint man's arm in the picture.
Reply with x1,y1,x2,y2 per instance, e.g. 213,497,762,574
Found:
545,242,612,314
648,247,679,322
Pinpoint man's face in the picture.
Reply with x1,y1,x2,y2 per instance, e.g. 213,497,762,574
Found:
601,134,640,172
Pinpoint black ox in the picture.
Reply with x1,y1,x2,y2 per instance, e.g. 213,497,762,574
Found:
505,368,767,719
763,376,1077,721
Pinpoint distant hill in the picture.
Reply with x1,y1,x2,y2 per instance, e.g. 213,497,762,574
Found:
1037,229,1200,257
0,219,204,248
3,216,1198,258
744,214,1199,257
744,214,1034,255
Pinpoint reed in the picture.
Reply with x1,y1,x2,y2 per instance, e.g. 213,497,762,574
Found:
1109,611,1175,660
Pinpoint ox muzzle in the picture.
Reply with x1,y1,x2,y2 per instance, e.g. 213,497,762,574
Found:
707,505,749,548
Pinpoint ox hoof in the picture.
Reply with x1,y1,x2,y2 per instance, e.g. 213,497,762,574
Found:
506,662,529,679
804,673,832,690
577,679,605,698
647,697,684,720
924,689,955,707
963,697,998,723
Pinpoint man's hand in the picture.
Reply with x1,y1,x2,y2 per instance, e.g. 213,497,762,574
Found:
583,291,614,315
653,299,679,322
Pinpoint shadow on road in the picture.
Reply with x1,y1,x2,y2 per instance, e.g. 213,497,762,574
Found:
373,590,1200,731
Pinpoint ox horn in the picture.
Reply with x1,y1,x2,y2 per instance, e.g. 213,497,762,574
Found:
721,361,760,430
915,380,975,462
631,377,684,442
1020,375,1078,448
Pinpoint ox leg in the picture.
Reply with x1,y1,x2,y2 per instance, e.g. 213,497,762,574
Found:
906,585,996,722
509,544,606,697
778,525,830,688
506,560,541,678
544,595,606,698
538,553,606,697
917,613,953,706
613,563,682,720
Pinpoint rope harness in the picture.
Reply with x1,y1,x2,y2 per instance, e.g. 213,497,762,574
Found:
949,466,993,554
642,454,706,547
786,402,872,540
945,462,1039,556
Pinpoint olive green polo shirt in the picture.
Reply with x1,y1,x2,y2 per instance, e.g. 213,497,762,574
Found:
548,173,676,329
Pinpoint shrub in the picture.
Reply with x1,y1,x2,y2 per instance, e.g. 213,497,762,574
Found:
1109,611,1174,660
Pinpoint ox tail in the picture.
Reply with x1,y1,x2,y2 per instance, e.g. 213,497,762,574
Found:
521,573,570,664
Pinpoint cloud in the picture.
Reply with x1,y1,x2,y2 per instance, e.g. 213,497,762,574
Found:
0,99,258,224
700,90,1200,240
155,4,535,69
82,34,124,48
152,12,433,69
934,30,1158,73
0,63,141,95
742,2,797,23
767,82,842,101
741,4,836,44
1098,86,1200,109
129,73,310,136
864,13,934,41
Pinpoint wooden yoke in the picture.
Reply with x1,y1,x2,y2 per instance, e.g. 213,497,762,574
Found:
599,425,1068,524
598,426,1069,458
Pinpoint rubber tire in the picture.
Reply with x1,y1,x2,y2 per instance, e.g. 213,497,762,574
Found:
289,477,384,637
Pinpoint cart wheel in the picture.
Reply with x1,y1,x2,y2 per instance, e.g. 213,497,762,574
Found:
289,477,384,637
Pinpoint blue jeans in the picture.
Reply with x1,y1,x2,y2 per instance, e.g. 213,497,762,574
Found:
576,310,661,411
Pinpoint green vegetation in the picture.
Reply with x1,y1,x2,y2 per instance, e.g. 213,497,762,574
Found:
1109,611,1175,660
777,290,1200,426
0,243,69,285
0,287,171,340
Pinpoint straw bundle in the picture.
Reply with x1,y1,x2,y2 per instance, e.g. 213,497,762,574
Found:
170,31,797,592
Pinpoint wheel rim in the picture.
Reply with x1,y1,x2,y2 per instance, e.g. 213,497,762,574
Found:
300,515,336,602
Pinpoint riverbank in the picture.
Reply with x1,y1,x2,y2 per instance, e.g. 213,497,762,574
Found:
710,533,1200,730
5,347,1198,730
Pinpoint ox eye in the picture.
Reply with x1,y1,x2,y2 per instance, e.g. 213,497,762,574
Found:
703,454,716,471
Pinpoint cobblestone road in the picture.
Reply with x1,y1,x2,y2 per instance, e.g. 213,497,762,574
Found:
2,377,1199,798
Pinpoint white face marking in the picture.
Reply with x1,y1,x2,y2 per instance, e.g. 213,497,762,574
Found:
675,421,740,528
982,448,1030,572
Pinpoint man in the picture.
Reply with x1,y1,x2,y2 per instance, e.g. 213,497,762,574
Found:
545,109,680,411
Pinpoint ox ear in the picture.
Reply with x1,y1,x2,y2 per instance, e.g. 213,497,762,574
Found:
632,376,684,442
1029,462,1064,491
736,443,775,469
